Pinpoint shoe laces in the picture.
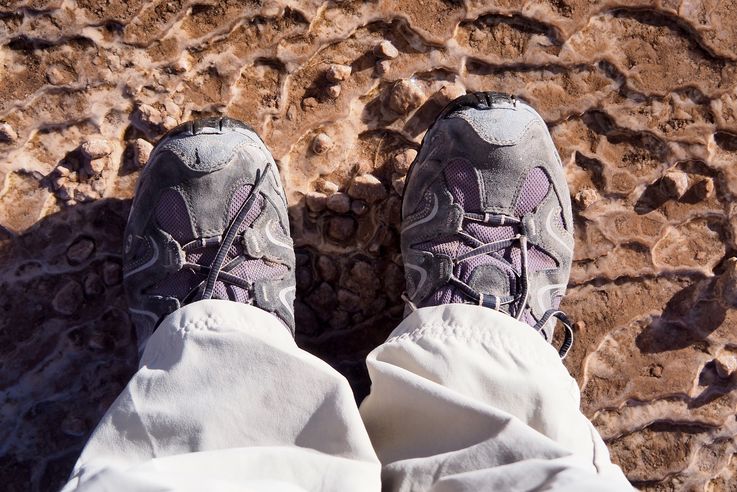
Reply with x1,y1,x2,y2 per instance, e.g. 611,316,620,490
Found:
177,162,279,303
406,210,574,358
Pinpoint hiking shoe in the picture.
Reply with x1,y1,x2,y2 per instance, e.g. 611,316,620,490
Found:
400,92,575,357
123,117,296,351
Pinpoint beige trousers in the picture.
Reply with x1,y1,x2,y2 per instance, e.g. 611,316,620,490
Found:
61,300,632,491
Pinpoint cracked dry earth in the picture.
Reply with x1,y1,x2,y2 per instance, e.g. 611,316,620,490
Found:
2,0,737,490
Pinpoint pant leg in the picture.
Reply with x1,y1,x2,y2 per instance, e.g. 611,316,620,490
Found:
359,304,632,492
62,299,381,492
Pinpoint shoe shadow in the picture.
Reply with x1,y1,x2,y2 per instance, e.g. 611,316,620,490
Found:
0,197,137,492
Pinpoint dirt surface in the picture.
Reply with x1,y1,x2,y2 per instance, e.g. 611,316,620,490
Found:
2,1,737,490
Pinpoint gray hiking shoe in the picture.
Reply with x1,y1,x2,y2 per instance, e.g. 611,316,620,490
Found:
123,117,296,351
401,92,575,357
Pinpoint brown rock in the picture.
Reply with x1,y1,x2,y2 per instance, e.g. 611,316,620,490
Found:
83,272,104,297
102,261,122,286
327,216,356,241
81,138,113,160
661,169,689,198
66,238,95,264
574,188,599,209
714,353,737,378
305,191,328,212
337,288,361,312
436,83,466,104
374,40,399,59
350,261,380,292
393,148,417,175
138,104,163,126
318,180,339,194
326,64,351,83
348,174,387,203
133,139,153,168
690,177,714,201
317,255,338,282
306,282,337,310
73,183,96,202
52,280,83,315
302,97,318,110
327,192,351,213
326,84,341,99
312,133,333,154
388,80,425,114
85,156,110,177
375,60,391,76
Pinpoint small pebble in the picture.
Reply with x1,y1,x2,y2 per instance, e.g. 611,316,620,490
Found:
661,169,689,198
81,138,113,160
375,60,391,76
714,354,737,378
436,83,466,104
337,288,361,311
690,176,714,201
388,79,425,114
83,272,104,297
52,280,83,315
393,148,417,175
305,191,328,212
312,133,333,154
317,255,338,282
574,188,599,210
302,97,319,110
326,64,352,83
326,84,341,99
137,103,163,126
374,40,399,59
327,192,351,213
66,238,95,264
103,261,122,286
348,174,387,203
328,216,356,241
318,180,339,194
133,138,153,168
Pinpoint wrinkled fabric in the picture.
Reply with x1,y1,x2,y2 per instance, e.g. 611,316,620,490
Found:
62,300,631,492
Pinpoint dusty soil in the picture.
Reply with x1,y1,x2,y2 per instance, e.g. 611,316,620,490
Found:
2,1,737,490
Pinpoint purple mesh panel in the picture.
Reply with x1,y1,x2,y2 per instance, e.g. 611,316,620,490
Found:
230,285,251,303
528,246,558,271
465,223,515,243
186,247,217,266
149,269,199,299
444,158,481,210
228,185,253,220
226,242,245,264
156,189,194,243
228,184,266,235
414,239,460,257
212,281,228,299
514,167,550,215
230,259,287,282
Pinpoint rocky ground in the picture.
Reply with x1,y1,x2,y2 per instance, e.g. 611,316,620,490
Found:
2,0,737,490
